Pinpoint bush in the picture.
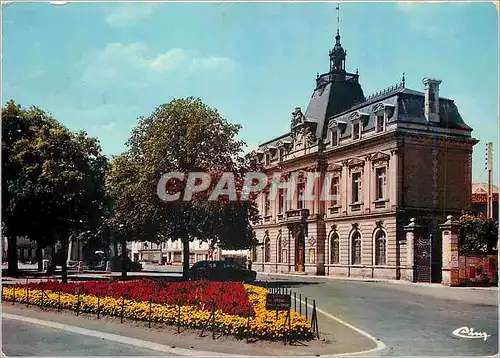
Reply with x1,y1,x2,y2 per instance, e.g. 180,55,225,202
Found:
110,257,142,272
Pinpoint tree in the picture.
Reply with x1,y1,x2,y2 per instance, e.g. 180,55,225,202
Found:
458,211,498,256
108,97,260,279
1,100,109,281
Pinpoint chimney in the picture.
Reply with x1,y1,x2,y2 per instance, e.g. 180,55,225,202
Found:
422,77,442,123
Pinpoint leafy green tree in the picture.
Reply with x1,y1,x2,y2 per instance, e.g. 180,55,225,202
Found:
2,100,109,281
458,211,498,255
108,97,260,279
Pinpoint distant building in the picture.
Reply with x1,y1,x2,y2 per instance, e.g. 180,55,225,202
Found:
130,239,212,265
471,182,499,219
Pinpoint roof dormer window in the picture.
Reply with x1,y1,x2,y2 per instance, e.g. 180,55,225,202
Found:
352,121,360,140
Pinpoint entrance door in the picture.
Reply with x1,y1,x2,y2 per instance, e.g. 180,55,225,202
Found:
296,230,305,272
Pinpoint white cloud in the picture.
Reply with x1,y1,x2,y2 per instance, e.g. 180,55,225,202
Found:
105,3,158,26
81,42,235,85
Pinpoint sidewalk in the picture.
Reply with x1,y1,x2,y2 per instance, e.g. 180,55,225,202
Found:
257,271,499,291
2,303,378,356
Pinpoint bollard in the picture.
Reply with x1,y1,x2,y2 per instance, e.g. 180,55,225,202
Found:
305,297,308,321
212,304,216,340
121,296,125,323
177,304,181,333
13,286,16,305
77,290,80,316
41,288,44,308
26,287,29,307
97,294,100,319
57,289,61,312
246,303,251,343
148,296,152,328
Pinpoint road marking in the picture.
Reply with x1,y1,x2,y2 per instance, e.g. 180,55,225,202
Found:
2,313,243,356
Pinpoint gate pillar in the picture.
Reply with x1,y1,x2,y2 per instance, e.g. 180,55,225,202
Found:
403,218,427,282
439,215,460,286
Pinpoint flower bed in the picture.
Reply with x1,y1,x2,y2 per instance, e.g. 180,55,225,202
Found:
15,279,252,317
1,281,314,341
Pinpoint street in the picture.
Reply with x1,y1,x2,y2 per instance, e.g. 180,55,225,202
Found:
260,273,498,356
2,319,169,356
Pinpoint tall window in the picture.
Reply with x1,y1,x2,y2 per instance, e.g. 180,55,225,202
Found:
352,172,362,203
264,237,271,262
278,188,285,213
351,231,362,265
375,230,386,265
265,154,270,166
376,115,385,132
264,193,270,216
331,129,338,146
251,247,257,262
277,235,282,263
297,182,306,209
352,122,360,140
331,176,340,206
330,232,340,264
375,167,387,200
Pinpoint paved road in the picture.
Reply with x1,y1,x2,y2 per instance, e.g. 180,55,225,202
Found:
2,319,170,356
260,274,498,356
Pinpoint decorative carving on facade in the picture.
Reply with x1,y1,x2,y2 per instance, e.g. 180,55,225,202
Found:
390,147,399,155
372,103,385,113
305,128,317,146
370,151,391,167
351,222,359,230
375,220,384,229
308,236,316,246
291,107,306,130
326,163,343,172
350,111,370,126
330,224,338,232
346,157,365,172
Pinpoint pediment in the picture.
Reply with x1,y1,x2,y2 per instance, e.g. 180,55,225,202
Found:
349,111,370,122
372,103,385,113
370,151,391,163
326,163,343,172
346,158,365,167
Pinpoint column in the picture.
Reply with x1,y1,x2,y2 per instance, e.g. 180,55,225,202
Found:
439,215,460,286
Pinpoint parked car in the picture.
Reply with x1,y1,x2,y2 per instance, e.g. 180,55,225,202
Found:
189,260,257,282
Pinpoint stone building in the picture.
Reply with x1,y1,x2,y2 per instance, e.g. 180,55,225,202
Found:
250,28,477,282
130,239,212,265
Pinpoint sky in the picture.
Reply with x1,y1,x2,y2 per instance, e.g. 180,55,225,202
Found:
2,1,498,184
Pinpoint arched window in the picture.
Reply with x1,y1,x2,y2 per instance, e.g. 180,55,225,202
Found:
264,236,271,263
351,231,362,265
277,235,282,263
330,232,340,264
375,230,386,265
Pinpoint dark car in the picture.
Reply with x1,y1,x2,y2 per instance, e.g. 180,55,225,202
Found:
189,260,257,282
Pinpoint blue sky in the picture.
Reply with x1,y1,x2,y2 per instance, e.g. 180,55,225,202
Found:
2,1,498,184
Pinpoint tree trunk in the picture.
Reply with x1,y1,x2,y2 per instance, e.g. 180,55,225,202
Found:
121,241,127,278
7,234,18,277
61,235,69,284
47,243,57,274
36,241,43,272
182,235,190,281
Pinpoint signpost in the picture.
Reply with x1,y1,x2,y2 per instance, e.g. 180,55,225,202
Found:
266,293,292,345
265,293,291,311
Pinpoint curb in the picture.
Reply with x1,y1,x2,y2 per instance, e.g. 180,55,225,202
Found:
3,313,243,357
257,272,499,290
